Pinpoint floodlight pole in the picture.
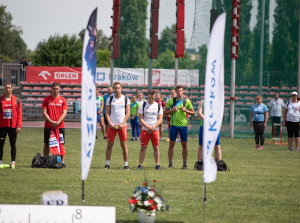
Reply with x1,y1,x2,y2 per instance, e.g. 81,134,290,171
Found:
110,58,114,86
148,59,153,90
258,0,265,95
230,59,236,139
175,58,178,86
298,1,300,96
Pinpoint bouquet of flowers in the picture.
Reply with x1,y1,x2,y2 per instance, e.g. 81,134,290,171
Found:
128,179,169,216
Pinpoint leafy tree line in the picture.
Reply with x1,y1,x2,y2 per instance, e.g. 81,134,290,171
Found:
1,1,299,79
0,5,27,62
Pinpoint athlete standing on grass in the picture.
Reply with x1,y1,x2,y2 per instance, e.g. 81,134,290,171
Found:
96,89,105,139
103,86,114,138
164,85,195,169
104,82,131,170
42,82,68,167
165,89,176,142
0,82,22,168
130,95,140,141
156,92,166,140
137,90,163,170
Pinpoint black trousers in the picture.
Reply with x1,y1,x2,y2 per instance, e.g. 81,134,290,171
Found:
0,127,17,162
253,122,265,146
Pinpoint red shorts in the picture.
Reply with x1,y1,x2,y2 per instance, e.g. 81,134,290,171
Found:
107,125,127,141
141,130,159,146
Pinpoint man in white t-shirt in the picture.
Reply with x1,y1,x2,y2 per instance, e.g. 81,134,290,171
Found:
104,82,131,170
269,92,285,137
137,90,163,170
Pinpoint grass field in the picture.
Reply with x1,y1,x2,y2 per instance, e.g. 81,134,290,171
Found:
0,128,299,223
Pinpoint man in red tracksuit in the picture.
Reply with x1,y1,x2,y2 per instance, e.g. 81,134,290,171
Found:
42,82,68,167
0,82,22,168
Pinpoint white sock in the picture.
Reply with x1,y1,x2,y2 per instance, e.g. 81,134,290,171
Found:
0,160,2,164
106,160,110,165
124,161,128,166
12,161,15,164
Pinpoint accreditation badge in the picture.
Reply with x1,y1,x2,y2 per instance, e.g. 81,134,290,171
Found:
3,109,12,119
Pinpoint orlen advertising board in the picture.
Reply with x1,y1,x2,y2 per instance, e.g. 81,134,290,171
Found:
26,66,82,84
26,66,199,86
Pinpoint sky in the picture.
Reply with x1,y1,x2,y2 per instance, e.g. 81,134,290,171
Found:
1,0,201,51
1,0,274,52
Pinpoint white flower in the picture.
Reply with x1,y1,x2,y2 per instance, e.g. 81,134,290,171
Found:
157,203,162,211
144,200,152,206
154,196,162,204
148,191,155,198
133,190,141,198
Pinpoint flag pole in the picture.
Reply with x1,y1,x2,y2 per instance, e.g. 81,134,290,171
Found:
203,183,207,222
82,180,85,205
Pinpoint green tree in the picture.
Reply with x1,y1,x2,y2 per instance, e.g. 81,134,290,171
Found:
79,29,111,50
97,49,110,67
153,49,174,69
119,0,148,68
215,0,253,85
272,0,299,71
252,0,271,72
33,34,82,66
0,5,27,61
158,24,176,54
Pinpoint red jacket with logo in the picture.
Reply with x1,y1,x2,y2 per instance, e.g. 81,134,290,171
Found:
0,95,22,128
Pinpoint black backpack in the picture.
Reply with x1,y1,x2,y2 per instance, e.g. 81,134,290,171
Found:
216,159,230,171
31,153,63,169
172,97,186,108
194,159,203,171
194,159,230,171
109,95,128,115
142,101,161,116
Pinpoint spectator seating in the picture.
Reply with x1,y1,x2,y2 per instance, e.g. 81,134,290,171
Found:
19,82,295,121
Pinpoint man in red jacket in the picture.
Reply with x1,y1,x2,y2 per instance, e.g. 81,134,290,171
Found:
0,82,22,168
42,82,68,167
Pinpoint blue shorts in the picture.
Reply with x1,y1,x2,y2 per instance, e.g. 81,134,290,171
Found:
170,125,188,142
199,126,220,146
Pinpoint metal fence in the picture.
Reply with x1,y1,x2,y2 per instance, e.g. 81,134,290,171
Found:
198,70,298,88
1,63,26,86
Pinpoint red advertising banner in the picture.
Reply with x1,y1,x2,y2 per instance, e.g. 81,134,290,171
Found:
26,66,82,84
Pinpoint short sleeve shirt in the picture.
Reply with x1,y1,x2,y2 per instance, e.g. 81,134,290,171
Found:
103,93,114,114
42,95,68,128
250,103,268,122
138,101,163,130
166,98,193,127
106,95,130,125
130,101,140,116
269,98,284,117
96,96,103,111
285,100,300,122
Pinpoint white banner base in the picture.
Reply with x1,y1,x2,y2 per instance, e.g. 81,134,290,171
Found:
41,190,68,206
0,204,116,223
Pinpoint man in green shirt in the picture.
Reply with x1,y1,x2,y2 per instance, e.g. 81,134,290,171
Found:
164,85,195,169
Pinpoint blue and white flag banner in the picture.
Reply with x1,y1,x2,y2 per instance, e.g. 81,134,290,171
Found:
81,8,98,181
203,13,226,184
